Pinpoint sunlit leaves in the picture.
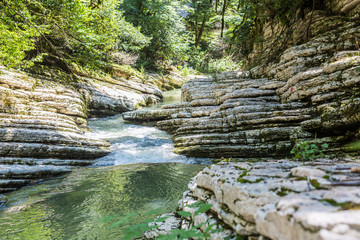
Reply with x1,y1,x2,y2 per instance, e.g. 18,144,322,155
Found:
120,0,189,67
0,0,148,72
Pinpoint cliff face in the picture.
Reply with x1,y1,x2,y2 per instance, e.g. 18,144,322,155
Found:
127,2,360,239
247,0,360,67
123,3,360,159
0,66,163,192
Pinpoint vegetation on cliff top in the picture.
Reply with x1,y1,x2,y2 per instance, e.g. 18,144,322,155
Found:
1,0,327,76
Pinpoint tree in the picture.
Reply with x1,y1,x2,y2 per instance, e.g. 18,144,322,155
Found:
0,0,149,73
120,0,190,69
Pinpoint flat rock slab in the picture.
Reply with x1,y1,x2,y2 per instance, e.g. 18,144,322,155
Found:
150,159,360,240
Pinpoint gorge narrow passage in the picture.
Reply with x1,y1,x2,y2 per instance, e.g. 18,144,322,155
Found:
0,90,206,239
87,90,203,166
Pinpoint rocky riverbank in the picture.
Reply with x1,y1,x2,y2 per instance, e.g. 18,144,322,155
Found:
123,8,360,158
0,66,188,192
122,3,360,239
146,159,360,240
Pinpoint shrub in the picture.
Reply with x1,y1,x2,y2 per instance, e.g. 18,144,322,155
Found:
291,140,329,161
110,52,139,66
207,56,241,73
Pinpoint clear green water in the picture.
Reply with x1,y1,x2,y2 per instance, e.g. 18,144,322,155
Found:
0,163,203,239
0,89,207,239
145,89,182,110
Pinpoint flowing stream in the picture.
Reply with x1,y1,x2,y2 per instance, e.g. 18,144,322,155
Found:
0,89,207,239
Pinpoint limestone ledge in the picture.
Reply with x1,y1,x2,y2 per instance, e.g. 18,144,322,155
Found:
0,66,165,192
146,160,360,240
123,16,360,158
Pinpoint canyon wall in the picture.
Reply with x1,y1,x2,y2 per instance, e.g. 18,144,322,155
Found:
0,66,163,192
124,2,360,159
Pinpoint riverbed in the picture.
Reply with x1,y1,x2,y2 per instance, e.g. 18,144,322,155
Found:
0,89,207,239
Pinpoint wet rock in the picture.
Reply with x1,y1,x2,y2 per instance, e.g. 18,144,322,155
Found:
77,77,162,118
144,213,181,239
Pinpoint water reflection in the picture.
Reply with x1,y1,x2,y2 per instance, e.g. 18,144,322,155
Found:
0,89,207,239
0,163,203,239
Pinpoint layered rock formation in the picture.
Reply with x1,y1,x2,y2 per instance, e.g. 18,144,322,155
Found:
129,2,360,240
123,9,360,158
147,160,360,240
0,66,164,192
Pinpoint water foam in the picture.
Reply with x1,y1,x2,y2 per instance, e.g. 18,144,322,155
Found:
88,114,203,166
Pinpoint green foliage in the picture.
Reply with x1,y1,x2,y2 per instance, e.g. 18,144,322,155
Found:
207,56,241,73
185,47,210,71
344,141,360,151
0,0,149,73
120,0,190,69
291,140,329,161
219,157,232,163
177,65,200,77
185,0,216,46
1,0,319,77
158,201,222,240
0,1,41,68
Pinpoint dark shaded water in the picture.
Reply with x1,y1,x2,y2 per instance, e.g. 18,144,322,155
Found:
0,89,207,239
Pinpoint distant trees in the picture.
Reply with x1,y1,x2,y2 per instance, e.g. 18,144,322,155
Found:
120,0,189,69
0,0,320,74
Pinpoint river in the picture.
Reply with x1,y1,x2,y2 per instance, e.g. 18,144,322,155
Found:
0,90,207,239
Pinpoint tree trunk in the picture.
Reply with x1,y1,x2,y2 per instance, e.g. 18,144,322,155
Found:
196,14,207,47
221,0,227,37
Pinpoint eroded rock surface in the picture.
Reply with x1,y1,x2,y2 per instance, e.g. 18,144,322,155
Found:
123,13,360,158
0,66,164,192
147,160,360,240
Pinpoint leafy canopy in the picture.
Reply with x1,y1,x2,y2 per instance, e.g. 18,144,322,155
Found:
0,0,149,72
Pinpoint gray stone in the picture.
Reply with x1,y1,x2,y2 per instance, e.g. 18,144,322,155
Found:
0,65,182,192
159,160,360,240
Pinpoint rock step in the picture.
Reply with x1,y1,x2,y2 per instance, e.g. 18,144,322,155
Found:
175,143,293,158
0,112,83,124
0,157,94,166
0,128,109,148
0,165,72,180
279,67,360,103
174,127,311,146
0,142,110,159
78,78,163,118
0,118,82,133
0,179,30,188
174,160,360,239
1,90,86,119
265,22,360,80
0,123,82,134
